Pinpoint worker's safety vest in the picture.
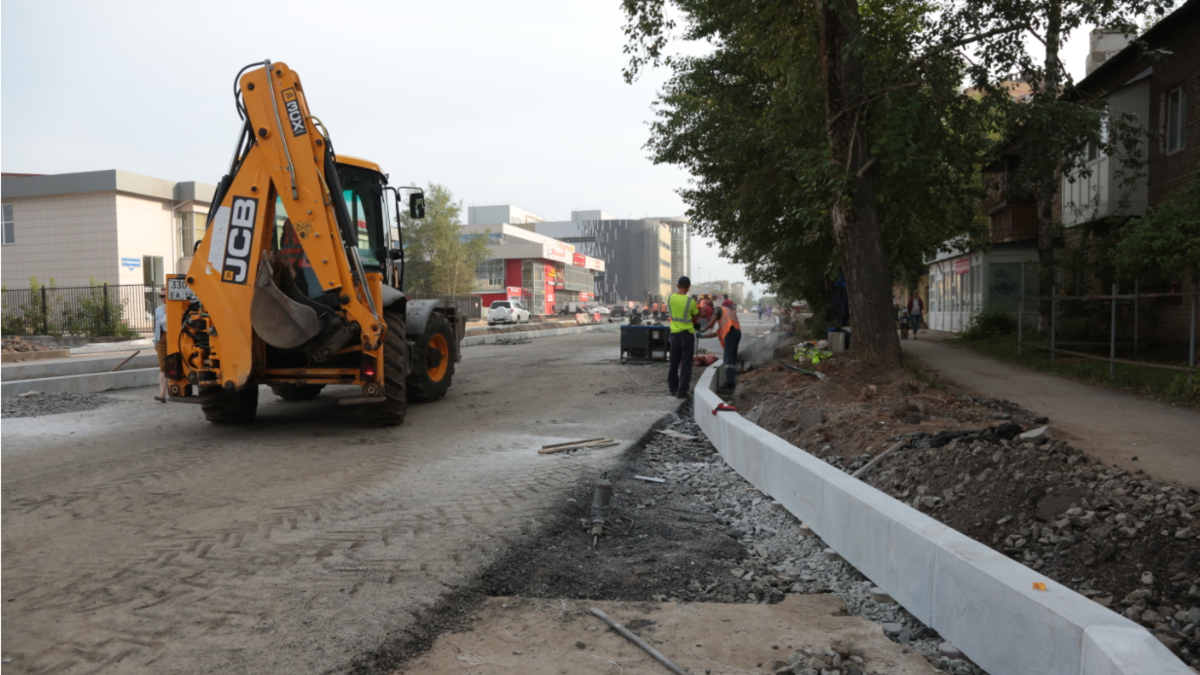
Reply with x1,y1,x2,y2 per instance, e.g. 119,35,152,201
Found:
668,293,696,333
716,307,742,347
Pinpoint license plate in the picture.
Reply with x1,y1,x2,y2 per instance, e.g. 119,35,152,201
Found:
168,278,197,301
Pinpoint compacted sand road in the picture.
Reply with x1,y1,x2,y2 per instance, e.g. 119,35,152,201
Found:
1,333,679,675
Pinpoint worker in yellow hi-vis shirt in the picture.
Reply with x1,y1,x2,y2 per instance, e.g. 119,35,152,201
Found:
667,276,700,399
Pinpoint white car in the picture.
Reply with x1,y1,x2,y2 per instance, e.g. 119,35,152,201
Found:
487,300,531,325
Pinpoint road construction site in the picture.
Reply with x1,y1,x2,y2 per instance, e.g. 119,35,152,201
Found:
2,315,1195,675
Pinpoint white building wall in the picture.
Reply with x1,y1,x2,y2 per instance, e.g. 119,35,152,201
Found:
1,192,119,288
114,193,176,286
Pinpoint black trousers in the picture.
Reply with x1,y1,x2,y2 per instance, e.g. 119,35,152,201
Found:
668,331,695,394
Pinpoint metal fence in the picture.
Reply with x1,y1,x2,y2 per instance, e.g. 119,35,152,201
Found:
1017,283,1198,378
2,284,158,336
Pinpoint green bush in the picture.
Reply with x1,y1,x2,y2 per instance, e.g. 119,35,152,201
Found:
960,305,1018,341
1167,375,1200,406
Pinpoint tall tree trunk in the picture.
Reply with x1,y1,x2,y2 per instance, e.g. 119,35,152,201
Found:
817,0,902,367
1035,0,1063,332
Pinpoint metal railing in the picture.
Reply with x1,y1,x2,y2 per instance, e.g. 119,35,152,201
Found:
2,284,157,336
1017,283,1198,378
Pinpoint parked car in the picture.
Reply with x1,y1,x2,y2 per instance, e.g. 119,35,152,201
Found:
487,300,531,325
610,305,627,317
594,306,611,316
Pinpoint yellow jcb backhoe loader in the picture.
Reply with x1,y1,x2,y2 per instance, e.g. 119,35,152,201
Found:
163,60,465,425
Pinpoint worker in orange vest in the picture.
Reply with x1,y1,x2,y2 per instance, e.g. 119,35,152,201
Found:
701,303,742,392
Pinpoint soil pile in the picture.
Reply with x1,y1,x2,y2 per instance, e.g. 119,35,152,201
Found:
733,356,1200,667
2,336,55,353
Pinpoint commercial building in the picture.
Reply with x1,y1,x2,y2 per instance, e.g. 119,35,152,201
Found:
534,211,677,305
462,223,604,314
1,170,215,290
467,204,688,306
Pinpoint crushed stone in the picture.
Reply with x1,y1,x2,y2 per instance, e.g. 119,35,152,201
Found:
2,391,115,418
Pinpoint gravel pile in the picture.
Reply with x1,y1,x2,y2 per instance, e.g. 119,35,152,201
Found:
2,391,115,418
644,416,986,675
2,336,56,353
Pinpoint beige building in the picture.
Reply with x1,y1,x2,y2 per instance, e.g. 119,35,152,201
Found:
1,170,215,290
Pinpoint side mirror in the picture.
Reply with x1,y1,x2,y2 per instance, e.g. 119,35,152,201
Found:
409,193,426,219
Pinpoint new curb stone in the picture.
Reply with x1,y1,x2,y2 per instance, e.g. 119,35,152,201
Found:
692,355,1189,675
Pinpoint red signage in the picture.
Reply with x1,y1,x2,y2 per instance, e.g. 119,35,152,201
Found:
954,258,971,274
573,252,586,267
506,286,523,296
579,292,592,301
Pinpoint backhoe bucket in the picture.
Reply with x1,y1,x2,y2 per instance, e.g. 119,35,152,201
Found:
250,259,321,348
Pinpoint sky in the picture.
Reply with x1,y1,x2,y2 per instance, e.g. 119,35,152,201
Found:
1,0,1099,297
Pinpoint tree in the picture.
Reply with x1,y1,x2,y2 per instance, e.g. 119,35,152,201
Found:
623,0,994,366
397,184,490,295
1112,169,1200,286
742,288,757,308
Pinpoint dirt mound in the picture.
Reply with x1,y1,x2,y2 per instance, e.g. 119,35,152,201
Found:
2,336,55,353
733,357,1200,666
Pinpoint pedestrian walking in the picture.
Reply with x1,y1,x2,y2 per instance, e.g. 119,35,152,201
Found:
907,293,925,338
667,276,699,399
701,304,742,392
757,304,763,320
721,293,735,311
153,286,169,403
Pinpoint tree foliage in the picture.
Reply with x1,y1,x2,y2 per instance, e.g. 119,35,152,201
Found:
625,0,992,345
1112,169,1200,285
397,184,490,296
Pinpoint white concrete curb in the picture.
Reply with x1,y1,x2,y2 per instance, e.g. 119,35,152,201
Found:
2,353,158,382
461,322,620,347
2,368,159,398
692,364,1189,675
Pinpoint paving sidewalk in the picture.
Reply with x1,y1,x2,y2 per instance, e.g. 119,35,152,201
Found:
902,331,1200,487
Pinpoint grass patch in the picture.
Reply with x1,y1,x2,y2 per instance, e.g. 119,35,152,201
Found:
946,335,1200,408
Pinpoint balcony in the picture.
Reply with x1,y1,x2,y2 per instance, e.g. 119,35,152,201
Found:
987,199,1039,243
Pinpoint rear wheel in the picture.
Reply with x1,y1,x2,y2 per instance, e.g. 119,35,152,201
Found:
369,309,409,426
269,384,325,401
202,385,259,424
407,311,455,403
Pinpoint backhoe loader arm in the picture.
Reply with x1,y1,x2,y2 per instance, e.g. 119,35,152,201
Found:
186,61,382,391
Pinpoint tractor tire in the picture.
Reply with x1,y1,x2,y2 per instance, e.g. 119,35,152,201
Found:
202,385,259,424
269,384,325,401
368,309,409,426
407,311,455,403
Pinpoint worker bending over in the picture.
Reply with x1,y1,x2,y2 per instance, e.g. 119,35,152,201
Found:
702,302,742,393
667,276,700,399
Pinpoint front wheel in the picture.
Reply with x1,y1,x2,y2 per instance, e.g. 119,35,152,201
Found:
368,309,409,426
408,311,455,403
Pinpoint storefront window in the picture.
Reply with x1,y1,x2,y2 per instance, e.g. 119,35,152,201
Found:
475,259,504,289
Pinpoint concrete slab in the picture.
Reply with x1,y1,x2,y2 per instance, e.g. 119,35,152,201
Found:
2,368,158,397
403,595,938,675
2,353,157,381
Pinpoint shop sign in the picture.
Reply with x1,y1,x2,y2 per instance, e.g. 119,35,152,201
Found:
121,257,141,271
579,292,592,301
543,242,573,263
954,258,971,274
505,286,523,296
573,252,586,267
583,255,605,272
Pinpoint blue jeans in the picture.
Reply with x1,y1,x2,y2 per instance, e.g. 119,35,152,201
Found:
668,331,695,395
